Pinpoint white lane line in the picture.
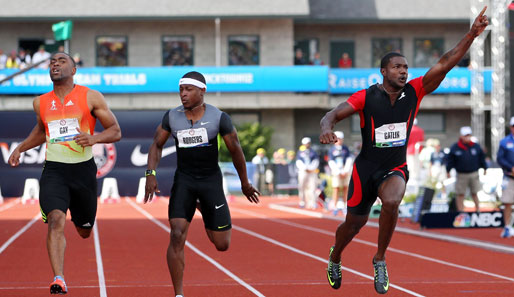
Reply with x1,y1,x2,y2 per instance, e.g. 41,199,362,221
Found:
0,279,508,290
125,197,265,297
0,199,21,212
93,222,108,297
232,207,514,282
232,224,425,297
0,213,40,254
268,203,514,254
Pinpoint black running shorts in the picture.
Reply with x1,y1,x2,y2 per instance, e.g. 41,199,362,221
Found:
347,157,409,216
169,170,231,231
39,158,97,229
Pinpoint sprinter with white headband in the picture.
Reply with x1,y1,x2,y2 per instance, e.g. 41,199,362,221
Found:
144,71,260,297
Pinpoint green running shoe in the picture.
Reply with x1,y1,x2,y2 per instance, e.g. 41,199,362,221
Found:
326,246,342,289
373,259,390,294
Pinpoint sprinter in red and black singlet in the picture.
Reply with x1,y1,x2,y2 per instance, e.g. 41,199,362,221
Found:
144,71,260,297
320,8,489,294
8,52,121,295
345,76,426,215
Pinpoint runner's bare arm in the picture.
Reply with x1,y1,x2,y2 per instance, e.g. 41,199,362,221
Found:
145,125,170,203
320,102,356,144
8,97,46,167
423,6,489,94
223,129,260,203
74,89,121,147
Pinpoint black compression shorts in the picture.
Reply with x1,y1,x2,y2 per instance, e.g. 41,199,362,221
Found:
347,157,409,216
168,169,231,231
39,158,98,228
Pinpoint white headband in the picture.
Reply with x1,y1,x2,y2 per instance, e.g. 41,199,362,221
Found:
179,78,207,90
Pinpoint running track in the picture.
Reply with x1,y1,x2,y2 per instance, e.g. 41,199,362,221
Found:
1,196,513,297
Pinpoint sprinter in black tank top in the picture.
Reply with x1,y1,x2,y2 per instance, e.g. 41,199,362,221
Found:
320,8,489,294
144,71,260,297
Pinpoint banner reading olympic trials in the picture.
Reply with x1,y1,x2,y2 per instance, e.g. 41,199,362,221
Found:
0,66,491,94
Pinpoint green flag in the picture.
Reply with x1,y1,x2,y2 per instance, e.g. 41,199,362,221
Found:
52,20,73,41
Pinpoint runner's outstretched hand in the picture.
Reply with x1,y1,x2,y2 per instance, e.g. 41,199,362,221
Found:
470,6,489,38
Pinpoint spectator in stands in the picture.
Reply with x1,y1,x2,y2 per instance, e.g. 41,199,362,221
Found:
0,49,8,69
407,118,424,184
338,52,352,68
296,137,320,209
5,50,19,69
446,126,487,212
73,53,83,67
457,53,470,68
252,148,269,195
32,45,51,69
294,48,307,65
16,48,32,69
328,131,353,215
311,52,324,65
273,148,287,165
429,139,447,195
496,117,514,238
286,150,298,186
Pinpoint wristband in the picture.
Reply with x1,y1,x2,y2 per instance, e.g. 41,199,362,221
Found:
145,169,156,177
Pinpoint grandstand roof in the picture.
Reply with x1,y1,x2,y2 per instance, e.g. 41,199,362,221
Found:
0,0,474,22
0,0,310,20
305,0,471,23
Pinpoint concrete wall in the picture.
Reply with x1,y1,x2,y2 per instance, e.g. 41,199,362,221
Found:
1,19,293,67
295,22,469,68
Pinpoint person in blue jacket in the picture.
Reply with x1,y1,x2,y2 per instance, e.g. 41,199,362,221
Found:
446,126,487,212
496,117,514,238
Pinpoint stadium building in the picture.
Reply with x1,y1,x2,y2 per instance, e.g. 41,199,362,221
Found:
0,0,499,150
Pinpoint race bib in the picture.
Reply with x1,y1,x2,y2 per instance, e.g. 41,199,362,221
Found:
177,128,209,148
48,118,80,143
375,122,407,148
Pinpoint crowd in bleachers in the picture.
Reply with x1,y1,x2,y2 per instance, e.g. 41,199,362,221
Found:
0,45,83,70
0,45,52,70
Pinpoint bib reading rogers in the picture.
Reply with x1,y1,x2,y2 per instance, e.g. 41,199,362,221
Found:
177,128,209,148
375,122,407,148
48,118,80,143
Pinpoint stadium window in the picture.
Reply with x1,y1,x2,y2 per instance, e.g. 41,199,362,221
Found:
96,36,128,66
162,36,194,66
371,38,402,68
228,35,259,65
416,112,445,133
414,38,444,68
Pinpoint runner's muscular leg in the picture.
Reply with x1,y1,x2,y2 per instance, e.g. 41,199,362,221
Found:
74,226,92,238
167,218,190,295
47,209,67,277
375,175,405,262
331,212,368,263
205,229,231,251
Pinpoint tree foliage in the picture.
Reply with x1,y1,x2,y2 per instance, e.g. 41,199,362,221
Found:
219,122,273,162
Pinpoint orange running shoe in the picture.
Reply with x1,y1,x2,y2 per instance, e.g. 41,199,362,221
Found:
50,276,67,294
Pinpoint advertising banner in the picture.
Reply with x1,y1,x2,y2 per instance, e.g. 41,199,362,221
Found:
420,211,504,229
328,68,492,94
0,111,176,197
0,66,329,94
0,111,255,197
0,66,491,94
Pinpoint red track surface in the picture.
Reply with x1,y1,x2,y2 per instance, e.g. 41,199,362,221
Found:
1,196,513,297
